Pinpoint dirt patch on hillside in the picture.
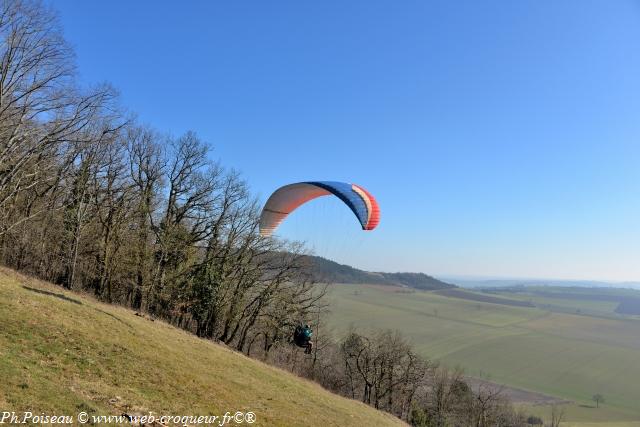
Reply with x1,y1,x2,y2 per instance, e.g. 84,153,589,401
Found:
465,377,571,406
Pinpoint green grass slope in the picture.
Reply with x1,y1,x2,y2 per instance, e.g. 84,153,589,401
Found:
0,269,404,427
327,284,640,425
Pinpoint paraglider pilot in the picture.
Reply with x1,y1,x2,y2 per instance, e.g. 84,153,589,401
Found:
294,324,313,354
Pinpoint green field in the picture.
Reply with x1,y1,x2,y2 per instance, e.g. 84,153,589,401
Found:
0,269,403,427
494,286,638,319
327,284,640,425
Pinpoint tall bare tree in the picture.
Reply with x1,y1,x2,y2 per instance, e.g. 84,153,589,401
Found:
0,0,117,234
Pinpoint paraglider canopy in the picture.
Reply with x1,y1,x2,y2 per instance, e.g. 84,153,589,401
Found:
259,181,380,237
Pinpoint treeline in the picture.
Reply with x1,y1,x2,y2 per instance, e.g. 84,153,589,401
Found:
0,0,325,353
0,2,559,426
266,328,560,427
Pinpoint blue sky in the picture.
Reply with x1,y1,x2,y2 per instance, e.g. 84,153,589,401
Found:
52,1,640,281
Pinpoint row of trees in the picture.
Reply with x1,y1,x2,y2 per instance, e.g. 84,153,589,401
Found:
268,328,543,426
0,0,325,354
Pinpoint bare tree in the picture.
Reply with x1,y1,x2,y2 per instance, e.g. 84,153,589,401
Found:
90,130,134,301
592,393,604,409
127,125,164,309
339,329,432,420
471,382,506,427
147,131,220,314
0,0,118,234
425,366,468,427
547,404,565,427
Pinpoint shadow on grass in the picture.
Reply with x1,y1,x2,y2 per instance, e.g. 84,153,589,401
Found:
22,286,82,305
22,285,133,328
579,404,596,409
93,307,132,328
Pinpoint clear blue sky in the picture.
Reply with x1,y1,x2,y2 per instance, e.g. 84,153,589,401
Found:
52,0,640,281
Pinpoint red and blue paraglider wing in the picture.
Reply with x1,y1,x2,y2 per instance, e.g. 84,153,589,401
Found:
259,181,380,237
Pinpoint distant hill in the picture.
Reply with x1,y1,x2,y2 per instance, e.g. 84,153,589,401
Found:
444,276,640,290
304,255,455,291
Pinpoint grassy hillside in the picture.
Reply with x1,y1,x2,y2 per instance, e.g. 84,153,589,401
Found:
0,268,404,427
327,284,640,426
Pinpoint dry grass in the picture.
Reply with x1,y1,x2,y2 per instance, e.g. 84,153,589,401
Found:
0,268,404,426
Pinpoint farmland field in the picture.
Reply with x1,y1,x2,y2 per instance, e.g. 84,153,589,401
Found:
326,284,640,425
